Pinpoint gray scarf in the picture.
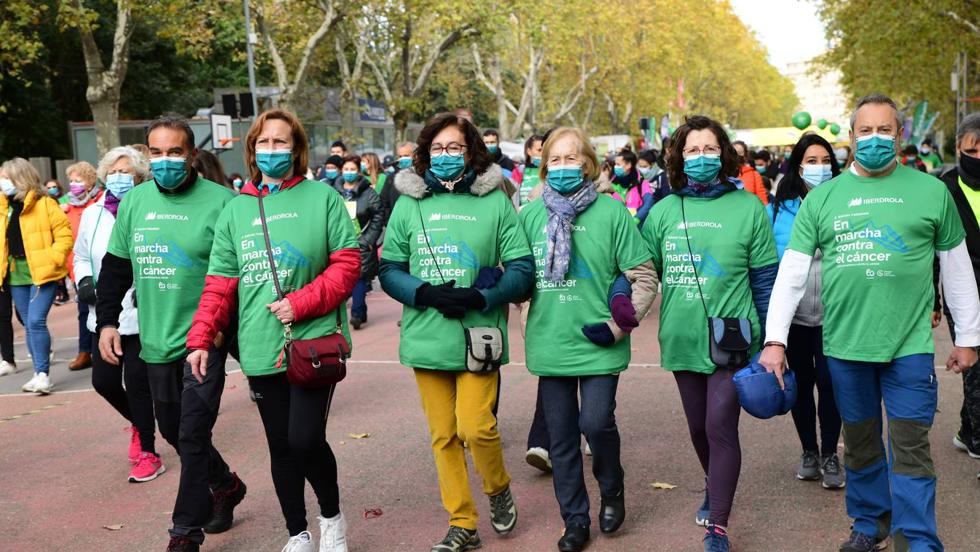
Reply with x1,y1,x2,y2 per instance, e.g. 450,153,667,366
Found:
542,182,598,282
68,185,101,207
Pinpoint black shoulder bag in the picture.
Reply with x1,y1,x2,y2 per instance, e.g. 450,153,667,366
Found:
680,197,751,369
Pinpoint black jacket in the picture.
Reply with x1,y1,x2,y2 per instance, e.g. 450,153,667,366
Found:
942,168,980,291
334,176,384,280
491,149,516,174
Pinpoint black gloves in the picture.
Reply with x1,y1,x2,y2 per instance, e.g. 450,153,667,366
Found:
77,276,97,306
415,280,487,319
582,322,615,347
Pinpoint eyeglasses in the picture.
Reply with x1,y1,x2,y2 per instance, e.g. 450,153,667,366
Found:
429,143,467,157
682,145,722,157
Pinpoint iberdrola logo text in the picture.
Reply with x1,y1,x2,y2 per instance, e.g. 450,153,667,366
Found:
848,197,904,208
144,212,189,221
429,213,477,222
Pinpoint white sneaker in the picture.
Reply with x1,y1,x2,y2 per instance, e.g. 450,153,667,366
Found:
21,372,39,392
282,531,315,552
0,360,16,376
525,447,552,472
33,373,53,394
317,512,348,552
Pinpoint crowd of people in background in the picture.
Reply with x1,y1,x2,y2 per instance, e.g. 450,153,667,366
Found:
0,93,978,552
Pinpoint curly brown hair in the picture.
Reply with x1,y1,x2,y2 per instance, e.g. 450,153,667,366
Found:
413,112,491,176
666,115,740,190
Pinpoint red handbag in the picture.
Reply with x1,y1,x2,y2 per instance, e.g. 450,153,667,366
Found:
259,194,349,389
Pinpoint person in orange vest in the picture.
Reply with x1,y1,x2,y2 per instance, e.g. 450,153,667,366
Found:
732,141,768,204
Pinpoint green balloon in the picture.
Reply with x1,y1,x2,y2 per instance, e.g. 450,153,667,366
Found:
829,123,841,135
791,111,812,130
817,118,828,129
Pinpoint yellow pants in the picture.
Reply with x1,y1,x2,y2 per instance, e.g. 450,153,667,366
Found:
414,368,511,530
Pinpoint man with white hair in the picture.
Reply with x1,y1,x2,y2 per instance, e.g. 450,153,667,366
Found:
760,93,980,552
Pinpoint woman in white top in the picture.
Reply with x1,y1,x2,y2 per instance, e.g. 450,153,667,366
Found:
74,146,163,483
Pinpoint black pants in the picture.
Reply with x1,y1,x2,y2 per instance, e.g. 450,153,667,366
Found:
147,347,235,544
527,378,550,450
787,324,841,456
0,279,14,364
91,334,156,453
249,372,340,536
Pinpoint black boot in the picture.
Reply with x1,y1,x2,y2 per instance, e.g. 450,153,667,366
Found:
557,524,590,552
599,487,625,534
166,537,200,552
203,473,247,534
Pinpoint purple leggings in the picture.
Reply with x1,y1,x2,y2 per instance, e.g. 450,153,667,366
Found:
674,369,741,527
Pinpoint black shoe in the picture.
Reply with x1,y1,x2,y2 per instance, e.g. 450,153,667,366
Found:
166,537,199,552
599,488,625,534
557,524,590,552
351,316,364,330
839,530,887,552
489,485,518,535
203,473,246,534
430,526,481,552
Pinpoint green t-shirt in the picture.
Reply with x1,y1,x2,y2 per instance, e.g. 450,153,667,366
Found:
787,164,965,362
106,177,234,363
520,195,651,377
8,256,31,286
382,189,531,371
375,173,387,194
920,152,942,172
207,180,359,376
644,191,777,374
519,167,540,206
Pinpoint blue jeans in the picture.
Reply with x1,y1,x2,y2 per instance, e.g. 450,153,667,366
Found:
11,283,57,375
539,374,623,527
351,279,370,320
828,354,941,552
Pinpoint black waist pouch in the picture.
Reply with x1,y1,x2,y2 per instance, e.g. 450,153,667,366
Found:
708,316,751,369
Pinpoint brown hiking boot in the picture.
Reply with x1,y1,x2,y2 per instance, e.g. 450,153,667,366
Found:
69,352,92,371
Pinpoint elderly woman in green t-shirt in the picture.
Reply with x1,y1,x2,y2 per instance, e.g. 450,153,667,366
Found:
519,127,658,552
378,112,535,552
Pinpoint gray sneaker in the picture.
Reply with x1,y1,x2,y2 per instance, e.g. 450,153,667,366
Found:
821,453,846,489
489,486,517,535
431,526,481,552
797,451,820,480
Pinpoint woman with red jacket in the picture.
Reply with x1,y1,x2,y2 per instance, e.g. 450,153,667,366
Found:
186,109,360,552
732,141,768,205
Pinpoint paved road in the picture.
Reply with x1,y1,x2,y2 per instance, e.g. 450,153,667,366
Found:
0,292,977,551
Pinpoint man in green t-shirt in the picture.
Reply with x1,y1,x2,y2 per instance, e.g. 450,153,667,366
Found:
95,117,245,552
760,95,980,552
919,140,943,173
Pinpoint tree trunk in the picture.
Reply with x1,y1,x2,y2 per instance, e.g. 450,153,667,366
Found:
90,93,121,157
393,109,409,143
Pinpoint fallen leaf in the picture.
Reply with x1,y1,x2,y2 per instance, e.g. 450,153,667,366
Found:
364,508,383,519
103,524,124,531
338,441,346,445
650,482,677,490
348,433,370,439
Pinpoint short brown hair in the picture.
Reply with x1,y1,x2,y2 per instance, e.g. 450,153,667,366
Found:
244,109,309,183
65,161,97,185
539,127,600,183
666,115,740,191
341,154,362,172
413,112,491,176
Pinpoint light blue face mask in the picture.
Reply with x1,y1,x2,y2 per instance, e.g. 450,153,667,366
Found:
800,164,833,187
150,157,188,189
755,164,767,173
855,134,896,172
0,178,17,197
639,166,658,180
105,173,135,197
486,144,499,154
430,153,466,181
614,166,627,178
547,165,584,194
360,163,369,174
683,154,722,184
255,149,294,179
324,169,339,180
529,156,542,168
398,156,412,169
342,171,359,183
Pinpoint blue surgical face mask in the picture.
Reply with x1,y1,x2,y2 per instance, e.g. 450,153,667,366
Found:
324,168,339,180
855,133,896,172
530,156,542,168
46,187,60,197
639,166,655,180
398,156,412,169
546,165,584,194
486,144,499,154
232,178,243,189
800,164,833,187
755,164,766,173
429,153,466,181
255,149,294,179
0,178,16,197
105,173,135,198
150,157,188,189
683,154,722,184
360,163,369,174
614,166,627,178
342,171,359,183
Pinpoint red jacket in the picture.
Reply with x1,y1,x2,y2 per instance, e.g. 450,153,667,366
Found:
186,176,361,351
738,165,768,205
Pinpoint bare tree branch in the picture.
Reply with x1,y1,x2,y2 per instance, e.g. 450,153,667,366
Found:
411,24,478,96
255,9,289,92
945,10,980,35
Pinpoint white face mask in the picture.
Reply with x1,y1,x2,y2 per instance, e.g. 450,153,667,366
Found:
0,178,16,197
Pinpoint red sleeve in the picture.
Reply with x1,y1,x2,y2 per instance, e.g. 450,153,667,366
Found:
287,247,360,322
187,275,239,351
749,172,768,205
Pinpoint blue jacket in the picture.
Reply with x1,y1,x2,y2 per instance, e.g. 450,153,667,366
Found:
766,197,801,260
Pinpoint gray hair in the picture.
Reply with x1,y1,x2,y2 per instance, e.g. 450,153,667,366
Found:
850,93,902,130
957,113,980,145
97,146,151,183
397,141,417,151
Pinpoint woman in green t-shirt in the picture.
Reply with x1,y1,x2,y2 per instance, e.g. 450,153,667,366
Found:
378,112,535,552
513,134,544,207
519,127,658,552
642,116,778,552
186,109,361,552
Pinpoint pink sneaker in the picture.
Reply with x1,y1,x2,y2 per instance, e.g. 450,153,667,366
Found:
128,426,141,465
128,452,165,483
